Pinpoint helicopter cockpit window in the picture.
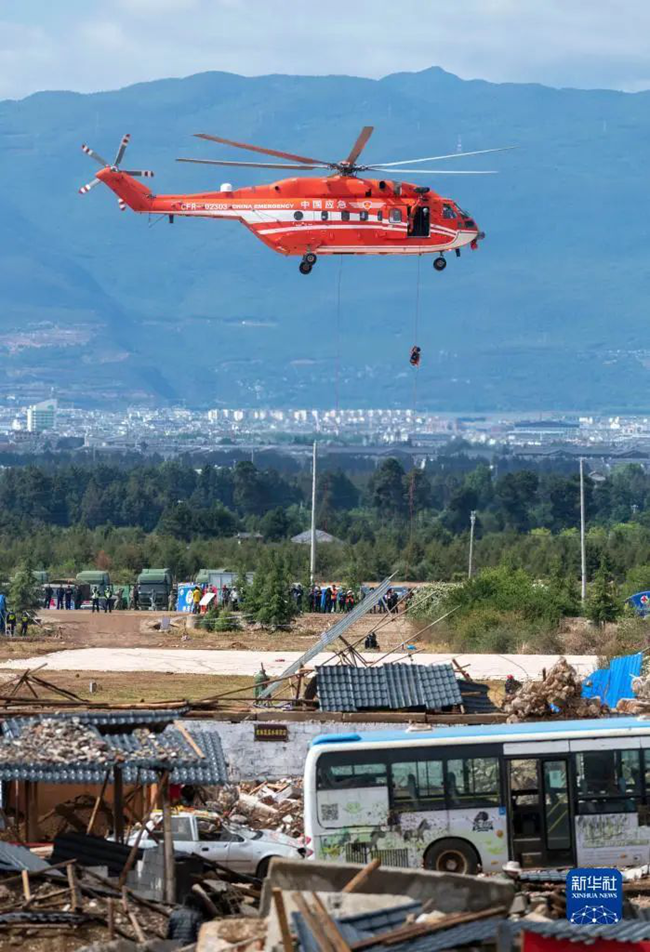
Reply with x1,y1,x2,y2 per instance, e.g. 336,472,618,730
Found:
359,210,369,222
442,204,456,220
389,209,402,223
341,210,350,221
294,211,304,221
321,211,329,221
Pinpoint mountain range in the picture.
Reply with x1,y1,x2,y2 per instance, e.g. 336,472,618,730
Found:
2,66,650,411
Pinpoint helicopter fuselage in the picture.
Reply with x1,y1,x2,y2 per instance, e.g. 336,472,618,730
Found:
97,168,482,258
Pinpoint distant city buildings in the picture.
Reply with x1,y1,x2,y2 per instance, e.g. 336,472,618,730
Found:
26,399,57,433
0,400,650,465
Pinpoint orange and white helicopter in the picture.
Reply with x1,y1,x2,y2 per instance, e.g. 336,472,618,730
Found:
79,126,509,274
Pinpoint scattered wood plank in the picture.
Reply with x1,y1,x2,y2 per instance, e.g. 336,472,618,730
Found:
273,888,294,952
342,858,381,893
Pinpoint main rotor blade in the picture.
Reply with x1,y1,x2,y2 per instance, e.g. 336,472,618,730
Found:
343,125,374,166
121,169,155,177
81,144,110,167
79,178,101,194
114,133,130,167
372,146,515,168
367,167,497,174
194,133,333,168
177,157,328,170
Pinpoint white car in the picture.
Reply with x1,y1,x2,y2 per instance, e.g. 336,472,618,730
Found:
127,811,303,878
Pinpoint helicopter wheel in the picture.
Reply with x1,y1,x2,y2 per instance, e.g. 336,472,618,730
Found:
433,256,447,272
299,261,312,275
304,252,317,266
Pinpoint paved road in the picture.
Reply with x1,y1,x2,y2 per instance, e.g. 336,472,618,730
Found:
0,647,599,680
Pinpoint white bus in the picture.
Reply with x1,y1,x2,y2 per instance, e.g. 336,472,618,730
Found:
303,716,650,875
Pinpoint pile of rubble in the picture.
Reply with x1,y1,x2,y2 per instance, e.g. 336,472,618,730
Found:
212,779,304,839
503,657,607,723
0,718,118,765
130,727,188,764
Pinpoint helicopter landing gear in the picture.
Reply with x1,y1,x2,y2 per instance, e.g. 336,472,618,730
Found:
299,252,317,274
433,255,447,272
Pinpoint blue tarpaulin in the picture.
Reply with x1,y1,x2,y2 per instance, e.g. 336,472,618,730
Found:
582,653,643,708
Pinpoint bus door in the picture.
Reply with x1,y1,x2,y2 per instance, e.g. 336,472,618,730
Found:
506,755,574,868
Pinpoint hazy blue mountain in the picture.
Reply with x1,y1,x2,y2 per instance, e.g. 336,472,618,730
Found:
2,66,650,410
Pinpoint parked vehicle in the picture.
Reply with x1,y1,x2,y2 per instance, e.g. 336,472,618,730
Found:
137,568,173,610
125,811,303,877
75,571,111,608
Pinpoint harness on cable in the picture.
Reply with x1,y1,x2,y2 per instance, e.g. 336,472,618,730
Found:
409,345,421,367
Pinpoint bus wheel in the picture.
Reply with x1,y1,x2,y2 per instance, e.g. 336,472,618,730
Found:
424,838,479,875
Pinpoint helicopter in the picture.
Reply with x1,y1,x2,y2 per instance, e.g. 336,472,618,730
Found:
79,127,510,274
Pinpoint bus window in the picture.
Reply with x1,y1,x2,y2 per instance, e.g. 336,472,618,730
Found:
316,752,387,790
446,756,500,808
574,749,641,814
389,757,444,811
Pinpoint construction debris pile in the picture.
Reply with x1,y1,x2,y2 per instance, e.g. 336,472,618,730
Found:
503,657,607,723
617,673,650,713
213,779,304,839
0,718,117,765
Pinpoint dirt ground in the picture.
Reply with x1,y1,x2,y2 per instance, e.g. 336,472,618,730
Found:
0,609,421,659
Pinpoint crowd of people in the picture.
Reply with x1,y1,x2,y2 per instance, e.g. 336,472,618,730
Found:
306,584,357,613
189,583,241,614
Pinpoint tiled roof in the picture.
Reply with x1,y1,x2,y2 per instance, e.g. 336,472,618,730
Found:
316,663,462,713
458,680,499,714
0,715,228,786
1,708,191,738
521,919,650,943
294,901,505,952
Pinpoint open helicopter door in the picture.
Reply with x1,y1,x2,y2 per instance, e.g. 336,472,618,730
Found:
408,205,430,238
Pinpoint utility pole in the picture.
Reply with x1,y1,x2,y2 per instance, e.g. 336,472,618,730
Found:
468,510,477,579
310,441,317,583
579,457,587,604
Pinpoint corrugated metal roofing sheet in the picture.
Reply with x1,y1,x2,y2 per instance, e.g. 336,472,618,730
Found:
316,663,462,713
0,842,51,873
582,652,643,708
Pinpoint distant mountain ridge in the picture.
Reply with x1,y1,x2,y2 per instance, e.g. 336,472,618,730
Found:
1,66,650,410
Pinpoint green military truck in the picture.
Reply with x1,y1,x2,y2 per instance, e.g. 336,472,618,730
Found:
136,568,173,610
75,570,111,608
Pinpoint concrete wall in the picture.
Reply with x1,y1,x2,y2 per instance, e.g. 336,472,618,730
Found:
182,718,412,782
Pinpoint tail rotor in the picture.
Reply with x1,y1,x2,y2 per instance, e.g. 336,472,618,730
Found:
79,134,154,209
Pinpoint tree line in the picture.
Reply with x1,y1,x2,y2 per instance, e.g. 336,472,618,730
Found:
1,456,650,587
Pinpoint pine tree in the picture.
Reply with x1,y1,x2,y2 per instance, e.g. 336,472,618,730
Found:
586,565,622,626
10,558,41,614
256,554,297,628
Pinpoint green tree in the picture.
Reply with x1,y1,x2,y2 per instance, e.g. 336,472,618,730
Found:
367,459,407,518
10,558,41,613
256,554,297,628
586,565,623,627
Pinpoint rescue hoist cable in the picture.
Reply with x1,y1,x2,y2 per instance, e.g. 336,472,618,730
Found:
407,254,423,579
335,255,344,414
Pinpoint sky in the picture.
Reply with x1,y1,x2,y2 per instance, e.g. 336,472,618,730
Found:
1,0,649,101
